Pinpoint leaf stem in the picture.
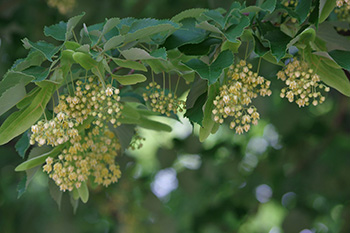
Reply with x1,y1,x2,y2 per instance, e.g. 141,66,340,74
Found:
244,41,250,60
257,57,262,74
163,72,165,95
174,76,180,95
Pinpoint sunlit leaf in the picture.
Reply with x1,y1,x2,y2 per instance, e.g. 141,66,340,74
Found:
15,144,65,171
0,82,56,145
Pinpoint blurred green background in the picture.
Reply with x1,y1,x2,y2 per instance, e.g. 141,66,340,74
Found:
1,0,350,232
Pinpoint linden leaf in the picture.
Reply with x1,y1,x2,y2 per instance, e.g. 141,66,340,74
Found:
184,50,234,85
0,82,56,145
15,144,65,171
77,182,89,203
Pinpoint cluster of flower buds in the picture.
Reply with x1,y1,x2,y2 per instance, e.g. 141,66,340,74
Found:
212,60,272,134
43,126,121,192
29,76,125,192
54,78,123,128
143,82,185,116
277,59,330,107
30,112,79,147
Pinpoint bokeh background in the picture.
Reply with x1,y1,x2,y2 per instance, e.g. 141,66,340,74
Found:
1,0,350,232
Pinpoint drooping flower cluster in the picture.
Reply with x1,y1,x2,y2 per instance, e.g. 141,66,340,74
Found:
30,112,79,146
212,60,272,134
54,78,123,128
29,77,125,192
43,126,121,191
277,59,330,107
143,82,186,116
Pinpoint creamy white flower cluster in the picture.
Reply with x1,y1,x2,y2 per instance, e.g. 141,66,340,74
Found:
143,82,186,117
43,126,121,192
277,59,330,107
212,60,271,134
54,78,123,128
30,112,79,146
29,77,125,192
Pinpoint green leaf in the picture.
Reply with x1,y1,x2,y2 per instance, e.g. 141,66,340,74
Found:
44,21,67,41
138,118,172,132
125,22,178,43
241,0,276,13
15,144,65,171
288,27,316,48
50,69,64,84
121,48,166,60
260,0,277,13
49,179,63,209
196,21,222,34
22,66,50,82
44,13,84,41
12,50,46,72
72,52,97,70
319,0,336,23
295,0,312,23
223,16,250,43
16,87,40,109
171,8,208,23
0,82,56,145
113,124,135,152
199,83,219,142
112,74,147,85
70,193,79,213
264,30,291,62
184,50,234,85
15,131,30,158
0,81,26,116
17,176,27,198
66,12,85,40
328,50,350,71
163,18,209,50
305,48,350,96
103,35,125,51
253,35,269,57
185,78,208,109
22,38,61,62
308,3,318,28
221,40,241,53
261,51,285,66
203,10,226,29
77,182,89,203
112,58,147,71
121,103,141,120
185,92,207,126
64,41,81,50
150,48,167,60
0,71,34,116
100,18,120,39
317,22,350,51
179,38,221,56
